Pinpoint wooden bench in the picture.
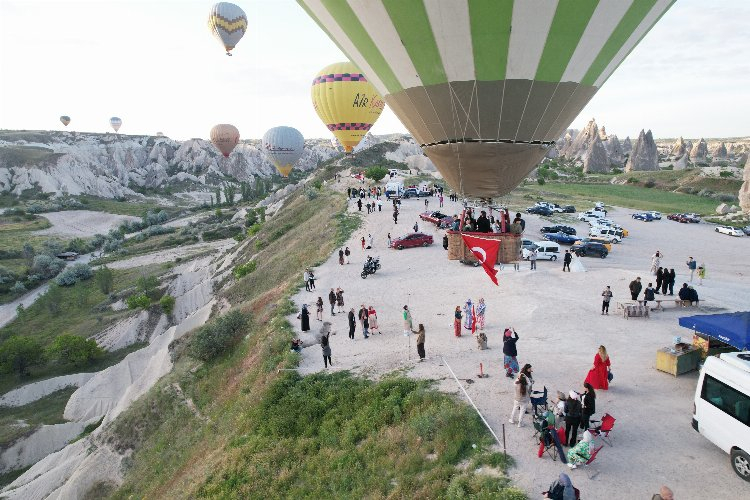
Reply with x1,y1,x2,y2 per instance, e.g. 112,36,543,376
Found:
675,299,699,308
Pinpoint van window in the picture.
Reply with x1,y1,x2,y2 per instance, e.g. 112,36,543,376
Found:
701,374,750,426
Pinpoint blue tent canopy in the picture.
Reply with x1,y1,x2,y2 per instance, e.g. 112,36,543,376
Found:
679,312,750,351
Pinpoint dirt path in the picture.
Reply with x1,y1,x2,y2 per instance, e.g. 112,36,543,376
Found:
34,210,138,237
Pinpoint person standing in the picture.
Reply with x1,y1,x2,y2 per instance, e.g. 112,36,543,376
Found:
530,247,538,270
358,304,369,338
655,267,664,294
509,364,533,427
361,236,366,250
321,331,332,368
413,221,419,233
503,328,520,377
585,345,611,390
563,250,572,272
348,308,356,340
367,233,373,249
668,268,676,295
344,247,351,264
453,306,462,337
315,296,323,321
299,304,310,332
651,250,663,275
686,256,697,282
644,282,655,306
629,277,642,300
336,288,344,313
308,270,316,291
601,286,613,315
366,201,371,214
328,288,336,316
403,305,413,336
442,233,448,250
476,298,486,330
387,233,392,248
377,199,382,212
367,306,379,334
357,198,362,211
393,209,399,224
463,299,474,331
697,264,706,285
660,269,669,294
424,198,429,209
564,390,582,446
303,269,310,292
580,383,596,432
415,324,426,361
338,249,345,265
439,194,444,207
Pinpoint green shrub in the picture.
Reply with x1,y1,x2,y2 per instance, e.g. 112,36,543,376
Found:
611,168,623,174
159,295,176,316
0,336,45,376
644,179,656,188
55,263,93,286
627,177,639,184
719,171,733,178
31,254,65,279
365,166,388,182
312,179,324,190
46,334,103,367
127,293,151,310
95,266,114,295
247,223,262,236
233,261,257,279
537,177,545,185
189,310,249,361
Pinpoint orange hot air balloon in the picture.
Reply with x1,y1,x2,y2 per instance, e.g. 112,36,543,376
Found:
210,124,240,157
60,116,71,126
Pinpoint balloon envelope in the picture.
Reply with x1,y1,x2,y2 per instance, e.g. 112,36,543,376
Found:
210,124,240,157
110,117,122,132
262,126,305,177
311,62,384,153
60,116,70,126
299,0,674,197
208,2,248,55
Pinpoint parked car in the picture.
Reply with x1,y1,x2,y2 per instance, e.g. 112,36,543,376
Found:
590,226,625,240
419,211,451,224
715,225,745,237
578,212,602,222
543,232,578,244
668,213,700,223
526,206,553,216
402,188,419,198
522,241,560,260
391,232,434,249
560,205,576,213
521,239,538,251
743,226,750,236
438,216,458,229
573,238,612,252
541,225,576,235
571,241,609,258
632,212,655,221
646,211,662,220
587,230,621,244
684,214,701,223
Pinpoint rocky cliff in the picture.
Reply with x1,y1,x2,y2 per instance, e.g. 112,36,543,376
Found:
625,129,659,172
583,135,610,173
740,154,750,213
690,138,708,161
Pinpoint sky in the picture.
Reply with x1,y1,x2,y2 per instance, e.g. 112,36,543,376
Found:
0,0,748,141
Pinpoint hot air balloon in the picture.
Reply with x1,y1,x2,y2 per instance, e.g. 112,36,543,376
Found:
311,62,384,153
208,2,248,56
60,116,71,127
110,117,122,133
210,124,240,157
298,1,674,198
262,126,305,177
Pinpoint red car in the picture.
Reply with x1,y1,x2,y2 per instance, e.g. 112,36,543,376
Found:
391,232,433,249
419,211,449,224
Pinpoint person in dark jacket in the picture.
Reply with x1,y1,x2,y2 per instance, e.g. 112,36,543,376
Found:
356,198,362,211
655,267,664,294
358,305,369,338
564,390,582,446
667,269,676,295
443,233,449,250
347,308,356,339
476,211,491,232
328,289,336,316
563,250,572,272
660,268,669,294
513,212,526,231
299,304,310,332
643,282,656,305
415,323,426,361
687,286,699,305
579,383,596,431
629,277,642,300
321,331,332,368
503,328,520,378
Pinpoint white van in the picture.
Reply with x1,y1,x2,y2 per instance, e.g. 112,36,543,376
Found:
385,181,404,199
578,211,602,223
522,241,560,260
693,352,750,481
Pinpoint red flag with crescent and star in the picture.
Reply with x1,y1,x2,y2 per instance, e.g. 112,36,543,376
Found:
460,234,500,286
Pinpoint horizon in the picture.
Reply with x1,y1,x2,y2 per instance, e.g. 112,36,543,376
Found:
1,0,748,141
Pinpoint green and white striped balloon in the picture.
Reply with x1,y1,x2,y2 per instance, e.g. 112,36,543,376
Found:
298,0,675,198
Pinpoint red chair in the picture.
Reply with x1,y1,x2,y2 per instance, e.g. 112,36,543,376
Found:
588,413,616,446
582,445,604,479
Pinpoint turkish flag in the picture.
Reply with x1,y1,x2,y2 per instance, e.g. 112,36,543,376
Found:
461,234,500,286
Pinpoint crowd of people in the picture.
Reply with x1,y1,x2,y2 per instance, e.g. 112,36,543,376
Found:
626,252,703,307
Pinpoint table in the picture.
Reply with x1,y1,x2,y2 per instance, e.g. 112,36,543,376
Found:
655,346,701,376
622,304,649,319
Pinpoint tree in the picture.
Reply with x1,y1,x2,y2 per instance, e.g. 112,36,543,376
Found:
215,188,222,206
22,242,35,266
365,166,388,183
224,184,237,205
0,336,45,376
126,293,151,309
241,181,251,202
137,275,159,297
46,334,103,367
159,295,176,316
46,283,63,316
95,266,114,295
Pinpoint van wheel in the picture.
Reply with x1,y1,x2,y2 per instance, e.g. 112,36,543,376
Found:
551,255,557,261
731,449,750,481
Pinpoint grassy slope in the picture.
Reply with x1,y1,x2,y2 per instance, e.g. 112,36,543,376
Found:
76,196,178,217
0,387,76,448
107,187,522,499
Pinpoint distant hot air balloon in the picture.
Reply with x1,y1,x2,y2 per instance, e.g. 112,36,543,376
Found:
262,126,305,177
299,1,675,198
208,2,248,56
156,132,164,137
60,116,71,127
311,62,384,153
110,117,122,133
210,124,240,157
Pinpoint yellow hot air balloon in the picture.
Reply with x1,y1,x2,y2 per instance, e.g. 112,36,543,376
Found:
311,62,384,153
208,2,248,56
60,116,71,127
210,124,240,157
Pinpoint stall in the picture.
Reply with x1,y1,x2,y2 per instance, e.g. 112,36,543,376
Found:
678,311,750,358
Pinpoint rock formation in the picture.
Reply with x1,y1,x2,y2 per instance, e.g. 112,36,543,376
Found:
625,129,658,172
690,138,708,161
604,135,625,166
673,153,689,170
740,155,750,213
622,136,632,154
671,137,687,157
599,126,608,140
711,142,728,159
583,135,610,173
563,118,599,159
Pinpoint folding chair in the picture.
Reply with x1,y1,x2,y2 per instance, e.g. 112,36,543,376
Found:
537,426,559,461
582,445,604,479
530,386,548,416
588,413,616,446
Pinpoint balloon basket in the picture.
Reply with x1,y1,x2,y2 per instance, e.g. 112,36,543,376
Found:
447,231,521,265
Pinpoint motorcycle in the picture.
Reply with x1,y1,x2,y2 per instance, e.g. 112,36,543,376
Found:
361,255,381,279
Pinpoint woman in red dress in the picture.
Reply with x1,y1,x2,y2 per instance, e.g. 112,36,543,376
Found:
585,345,611,390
